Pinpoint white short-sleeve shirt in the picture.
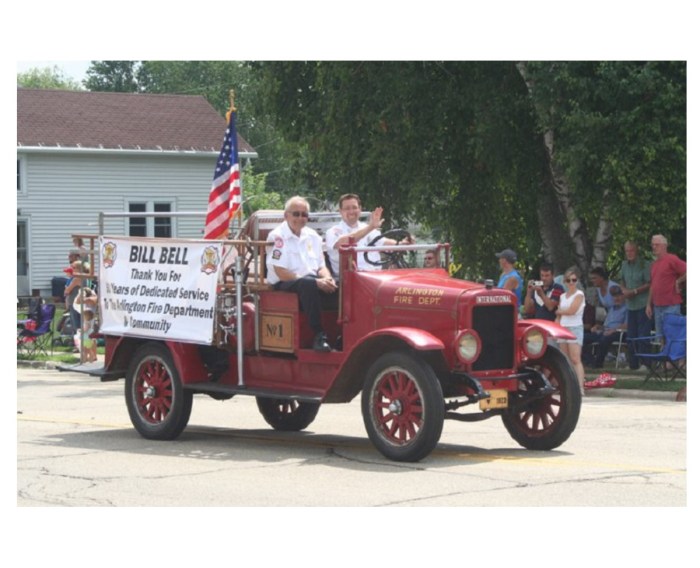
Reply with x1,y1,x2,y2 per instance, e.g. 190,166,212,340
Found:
266,221,325,285
325,220,385,275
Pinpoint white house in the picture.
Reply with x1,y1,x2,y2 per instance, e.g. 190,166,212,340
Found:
17,88,257,297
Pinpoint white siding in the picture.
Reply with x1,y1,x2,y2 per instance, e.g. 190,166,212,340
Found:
17,151,218,296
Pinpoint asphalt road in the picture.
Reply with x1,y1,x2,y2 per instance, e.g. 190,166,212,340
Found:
13,365,691,566
16,366,686,508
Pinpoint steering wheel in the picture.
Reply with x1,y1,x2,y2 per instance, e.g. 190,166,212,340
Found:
364,228,412,268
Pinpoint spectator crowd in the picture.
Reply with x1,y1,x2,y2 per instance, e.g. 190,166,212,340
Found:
496,235,686,395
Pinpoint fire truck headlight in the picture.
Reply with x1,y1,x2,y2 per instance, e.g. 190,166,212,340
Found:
455,330,481,364
522,327,546,359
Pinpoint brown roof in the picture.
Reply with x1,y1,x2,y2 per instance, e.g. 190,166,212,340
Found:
17,88,256,155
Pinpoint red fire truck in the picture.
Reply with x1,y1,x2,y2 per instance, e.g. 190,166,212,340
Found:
76,210,580,462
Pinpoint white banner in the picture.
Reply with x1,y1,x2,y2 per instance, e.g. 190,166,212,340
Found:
98,237,225,345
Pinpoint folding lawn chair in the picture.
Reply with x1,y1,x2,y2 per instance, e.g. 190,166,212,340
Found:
628,313,686,382
17,303,56,358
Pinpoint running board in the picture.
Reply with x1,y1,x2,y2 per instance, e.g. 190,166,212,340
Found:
184,382,323,403
56,362,125,381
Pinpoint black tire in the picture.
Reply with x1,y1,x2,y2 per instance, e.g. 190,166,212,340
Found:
125,342,193,440
361,351,444,462
256,398,320,431
502,346,581,451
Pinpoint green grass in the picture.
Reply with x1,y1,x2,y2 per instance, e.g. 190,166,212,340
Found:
613,377,685,392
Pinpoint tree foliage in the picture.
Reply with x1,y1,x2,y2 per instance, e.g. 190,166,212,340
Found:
254,61,686,279
83,61,139,92
81,60,687,279
17,66,82,90
255,62,544,278
521,61,686,273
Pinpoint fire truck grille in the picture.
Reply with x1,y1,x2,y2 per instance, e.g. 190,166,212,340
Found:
472,305,515,370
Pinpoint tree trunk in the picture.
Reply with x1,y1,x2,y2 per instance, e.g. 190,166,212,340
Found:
536,181,575,275
517,62,595,278
591,190,614,269
543,129,592,277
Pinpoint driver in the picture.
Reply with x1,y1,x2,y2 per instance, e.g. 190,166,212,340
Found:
325,193,410,276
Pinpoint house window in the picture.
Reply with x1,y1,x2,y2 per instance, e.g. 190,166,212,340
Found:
17,158,27,195
128,201,173,237
17,220,28,276
154,202,172,238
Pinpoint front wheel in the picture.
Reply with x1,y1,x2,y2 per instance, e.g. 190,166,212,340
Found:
502,346,581,450
256,398,320,431
362,351,444,462
125,342,193,440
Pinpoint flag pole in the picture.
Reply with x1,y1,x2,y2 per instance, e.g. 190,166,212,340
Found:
204,87,242,241
227,89,243,232
227,89,236,120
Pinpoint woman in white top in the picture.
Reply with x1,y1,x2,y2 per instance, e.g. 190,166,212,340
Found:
556,268,586,395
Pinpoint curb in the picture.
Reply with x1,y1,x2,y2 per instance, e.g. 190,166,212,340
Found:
585,387,683,401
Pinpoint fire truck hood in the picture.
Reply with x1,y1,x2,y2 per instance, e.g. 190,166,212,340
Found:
358,270,510,311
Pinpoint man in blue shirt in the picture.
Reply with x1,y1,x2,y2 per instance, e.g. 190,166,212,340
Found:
495,248,523,311
583,285,628,368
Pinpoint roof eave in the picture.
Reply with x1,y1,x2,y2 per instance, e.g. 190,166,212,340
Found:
16,145,259,159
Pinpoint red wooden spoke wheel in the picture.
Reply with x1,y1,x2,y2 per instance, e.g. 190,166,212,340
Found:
502,346,581,451
362,351,444,462
125,343,192,440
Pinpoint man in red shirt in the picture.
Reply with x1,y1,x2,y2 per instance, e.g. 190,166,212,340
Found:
646,234,686,342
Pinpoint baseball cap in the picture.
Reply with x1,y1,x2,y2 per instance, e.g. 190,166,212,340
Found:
495,249,517,264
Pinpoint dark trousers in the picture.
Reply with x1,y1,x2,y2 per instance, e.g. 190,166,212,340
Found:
274,275,324,334
69,307,81,336
583,331,621,368
626,308,653,370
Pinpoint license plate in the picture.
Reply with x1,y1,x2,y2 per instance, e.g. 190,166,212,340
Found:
479,389,509,410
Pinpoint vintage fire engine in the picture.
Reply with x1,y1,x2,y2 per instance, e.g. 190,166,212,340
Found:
76,210,580,462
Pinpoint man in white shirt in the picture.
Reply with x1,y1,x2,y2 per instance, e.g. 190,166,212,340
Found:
266,196,337,352
325,193,409,276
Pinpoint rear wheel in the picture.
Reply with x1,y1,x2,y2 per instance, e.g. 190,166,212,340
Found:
125,343,193,440
362,351,444,462
502,346,581,450
256,398,320,431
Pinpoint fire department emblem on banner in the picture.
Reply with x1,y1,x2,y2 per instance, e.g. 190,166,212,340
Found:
102,241,117,269
201,246,220,275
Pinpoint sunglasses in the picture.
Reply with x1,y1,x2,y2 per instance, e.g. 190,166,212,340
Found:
290,211,309,218
565,277,578,283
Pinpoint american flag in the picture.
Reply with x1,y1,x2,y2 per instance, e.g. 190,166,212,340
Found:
204,110,241,240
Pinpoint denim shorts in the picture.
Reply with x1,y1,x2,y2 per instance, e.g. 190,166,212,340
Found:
653,304,681,341
560,324,584,345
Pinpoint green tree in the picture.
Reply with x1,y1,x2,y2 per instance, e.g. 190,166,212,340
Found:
255,61,543,278
240,166,284,213
519,61,687,275
255,61,686,279
83,61,139,92
17,65,82,90
81,60,687,278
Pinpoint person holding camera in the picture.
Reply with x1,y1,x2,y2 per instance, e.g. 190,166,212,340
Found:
523,262,564,321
